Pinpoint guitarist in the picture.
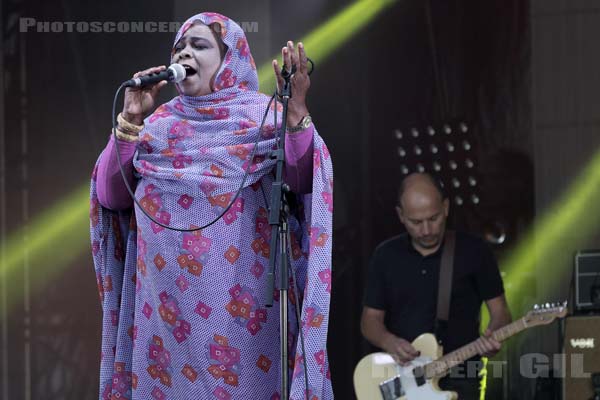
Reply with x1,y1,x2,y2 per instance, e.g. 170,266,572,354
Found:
360,173,512,399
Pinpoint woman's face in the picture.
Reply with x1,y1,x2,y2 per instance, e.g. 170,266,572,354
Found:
171,23,223,96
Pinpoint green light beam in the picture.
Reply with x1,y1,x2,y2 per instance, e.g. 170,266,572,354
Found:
258,0,396,91
0,185,90,316
502,148,600,306
480,147,600,356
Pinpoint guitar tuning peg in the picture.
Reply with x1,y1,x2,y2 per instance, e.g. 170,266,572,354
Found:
534,304,539,310
545,303,551,309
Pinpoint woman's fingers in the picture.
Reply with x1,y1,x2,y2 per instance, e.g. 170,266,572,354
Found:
272,59,284,91
132,65,167,80
282,46,292,75
150,80,168,97
288,41,298,70
298,42,307,74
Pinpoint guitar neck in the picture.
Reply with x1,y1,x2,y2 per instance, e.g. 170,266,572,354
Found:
424,317,528,379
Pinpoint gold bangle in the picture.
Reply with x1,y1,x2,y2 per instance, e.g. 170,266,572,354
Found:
117,113,144,135
114,128,140,143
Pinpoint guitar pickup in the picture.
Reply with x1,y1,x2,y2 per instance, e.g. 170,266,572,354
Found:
379,376,405,400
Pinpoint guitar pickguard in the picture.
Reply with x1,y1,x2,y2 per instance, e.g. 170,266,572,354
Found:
397,356,454,399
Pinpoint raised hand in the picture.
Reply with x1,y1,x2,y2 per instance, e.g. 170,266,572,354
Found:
272,41,310,127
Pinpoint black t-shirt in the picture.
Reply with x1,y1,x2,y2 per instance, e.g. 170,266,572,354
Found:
363,231,504,354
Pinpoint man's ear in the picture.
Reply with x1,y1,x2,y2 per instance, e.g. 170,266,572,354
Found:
395,205,404,224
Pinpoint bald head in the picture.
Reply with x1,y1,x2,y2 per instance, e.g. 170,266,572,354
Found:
397,173,445,209
396,173,449,255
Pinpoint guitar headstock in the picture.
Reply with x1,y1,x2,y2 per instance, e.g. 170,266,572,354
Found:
523,301,568,327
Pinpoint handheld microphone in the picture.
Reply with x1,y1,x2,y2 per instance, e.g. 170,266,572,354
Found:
122,64,186,88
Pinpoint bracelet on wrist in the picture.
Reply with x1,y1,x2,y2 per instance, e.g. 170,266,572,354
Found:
287,115,312,133
117,113,144,135
114,127,140,143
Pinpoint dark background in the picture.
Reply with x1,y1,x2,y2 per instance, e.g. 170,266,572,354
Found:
2,0,600,399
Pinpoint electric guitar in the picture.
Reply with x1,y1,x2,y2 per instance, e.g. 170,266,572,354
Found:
353,302,568,400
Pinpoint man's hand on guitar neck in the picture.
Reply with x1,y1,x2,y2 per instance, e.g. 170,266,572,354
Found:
381,334,421,366
475,294,512,358
473,329,502,358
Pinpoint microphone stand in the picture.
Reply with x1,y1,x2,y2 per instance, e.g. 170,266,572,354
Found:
264,69,293,400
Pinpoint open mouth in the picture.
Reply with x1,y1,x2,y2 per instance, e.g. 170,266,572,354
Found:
182,65,197,77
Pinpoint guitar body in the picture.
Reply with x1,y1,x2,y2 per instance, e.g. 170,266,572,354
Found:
353,333,457,400
354,303,568,399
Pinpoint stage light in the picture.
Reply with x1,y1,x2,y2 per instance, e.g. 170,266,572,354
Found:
463,140,471,151
484,221,507,245
459,122,468,133
465,158,474,168
401,165,409,175
394,129,403,140
468,176,477,186
393,121,480,209
455,196,463,206
471,194,480,205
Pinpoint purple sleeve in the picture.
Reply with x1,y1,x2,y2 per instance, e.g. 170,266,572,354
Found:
284,124,314,194
96,125,312,208
96,134,138,210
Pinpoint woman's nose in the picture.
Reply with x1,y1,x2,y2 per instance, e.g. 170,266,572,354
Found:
178,49,191,59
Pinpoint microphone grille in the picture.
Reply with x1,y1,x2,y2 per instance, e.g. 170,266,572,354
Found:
169,64,186,83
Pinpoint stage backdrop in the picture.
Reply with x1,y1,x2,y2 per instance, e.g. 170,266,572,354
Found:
3,1,600,400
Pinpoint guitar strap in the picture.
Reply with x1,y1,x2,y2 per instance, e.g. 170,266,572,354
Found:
435,230,455,345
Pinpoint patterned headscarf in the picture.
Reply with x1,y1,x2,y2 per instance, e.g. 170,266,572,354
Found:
134,12,280,220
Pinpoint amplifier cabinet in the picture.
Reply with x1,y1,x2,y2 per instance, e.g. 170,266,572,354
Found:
562,315,600,400
575,250,600,311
